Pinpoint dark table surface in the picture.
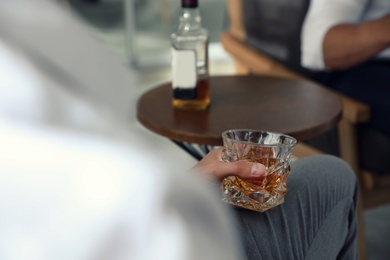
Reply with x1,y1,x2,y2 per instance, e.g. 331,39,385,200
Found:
137,75,342,146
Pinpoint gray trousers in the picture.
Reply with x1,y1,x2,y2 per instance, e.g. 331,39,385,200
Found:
233,155,358,260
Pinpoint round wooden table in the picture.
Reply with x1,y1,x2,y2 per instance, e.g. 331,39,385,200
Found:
137,75,342,158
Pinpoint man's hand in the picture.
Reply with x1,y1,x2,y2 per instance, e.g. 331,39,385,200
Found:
193,147,266,181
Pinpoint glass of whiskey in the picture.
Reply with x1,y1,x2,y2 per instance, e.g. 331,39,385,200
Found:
221,129,297,212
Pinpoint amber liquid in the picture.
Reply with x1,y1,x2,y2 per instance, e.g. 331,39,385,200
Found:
223,157,290,196
173,78,210,110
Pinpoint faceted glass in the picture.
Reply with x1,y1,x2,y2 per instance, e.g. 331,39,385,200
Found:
221,129,297,212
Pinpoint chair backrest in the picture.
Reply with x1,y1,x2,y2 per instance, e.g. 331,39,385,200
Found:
242,0,310,75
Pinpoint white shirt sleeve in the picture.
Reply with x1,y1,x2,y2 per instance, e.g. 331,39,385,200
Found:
301,0,368,70
0,118,244,260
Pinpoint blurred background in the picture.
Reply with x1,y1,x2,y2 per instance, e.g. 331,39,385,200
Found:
69,0,231,67
66,0,235,101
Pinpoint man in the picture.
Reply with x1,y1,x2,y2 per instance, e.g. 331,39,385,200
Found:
301,0,390,135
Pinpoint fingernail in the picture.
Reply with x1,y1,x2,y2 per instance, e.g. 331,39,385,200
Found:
251,163,264,176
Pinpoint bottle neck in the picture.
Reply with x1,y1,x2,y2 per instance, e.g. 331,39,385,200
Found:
178,8,202,32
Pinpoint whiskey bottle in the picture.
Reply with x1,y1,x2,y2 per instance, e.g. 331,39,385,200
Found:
171,0,210,110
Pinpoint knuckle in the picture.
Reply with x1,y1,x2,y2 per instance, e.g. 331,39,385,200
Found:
235,161,244,174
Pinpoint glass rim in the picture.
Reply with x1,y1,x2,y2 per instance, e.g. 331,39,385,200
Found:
221,129,297,147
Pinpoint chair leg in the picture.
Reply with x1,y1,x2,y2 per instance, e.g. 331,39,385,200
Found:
338,119,359,174
357,191,367,260
160,0,170,26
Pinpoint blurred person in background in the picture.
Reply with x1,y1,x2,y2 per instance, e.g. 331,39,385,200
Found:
301,0,390,136
0,0,359,259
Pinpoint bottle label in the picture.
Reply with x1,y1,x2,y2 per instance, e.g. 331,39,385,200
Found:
171,47,197,99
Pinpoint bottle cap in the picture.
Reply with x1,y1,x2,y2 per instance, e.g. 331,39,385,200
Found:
182,0,198,8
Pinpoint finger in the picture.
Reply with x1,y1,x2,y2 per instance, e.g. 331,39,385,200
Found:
196,160,266,181
226,160,266,179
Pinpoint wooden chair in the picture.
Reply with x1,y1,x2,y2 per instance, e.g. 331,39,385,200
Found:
221,0,390,259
